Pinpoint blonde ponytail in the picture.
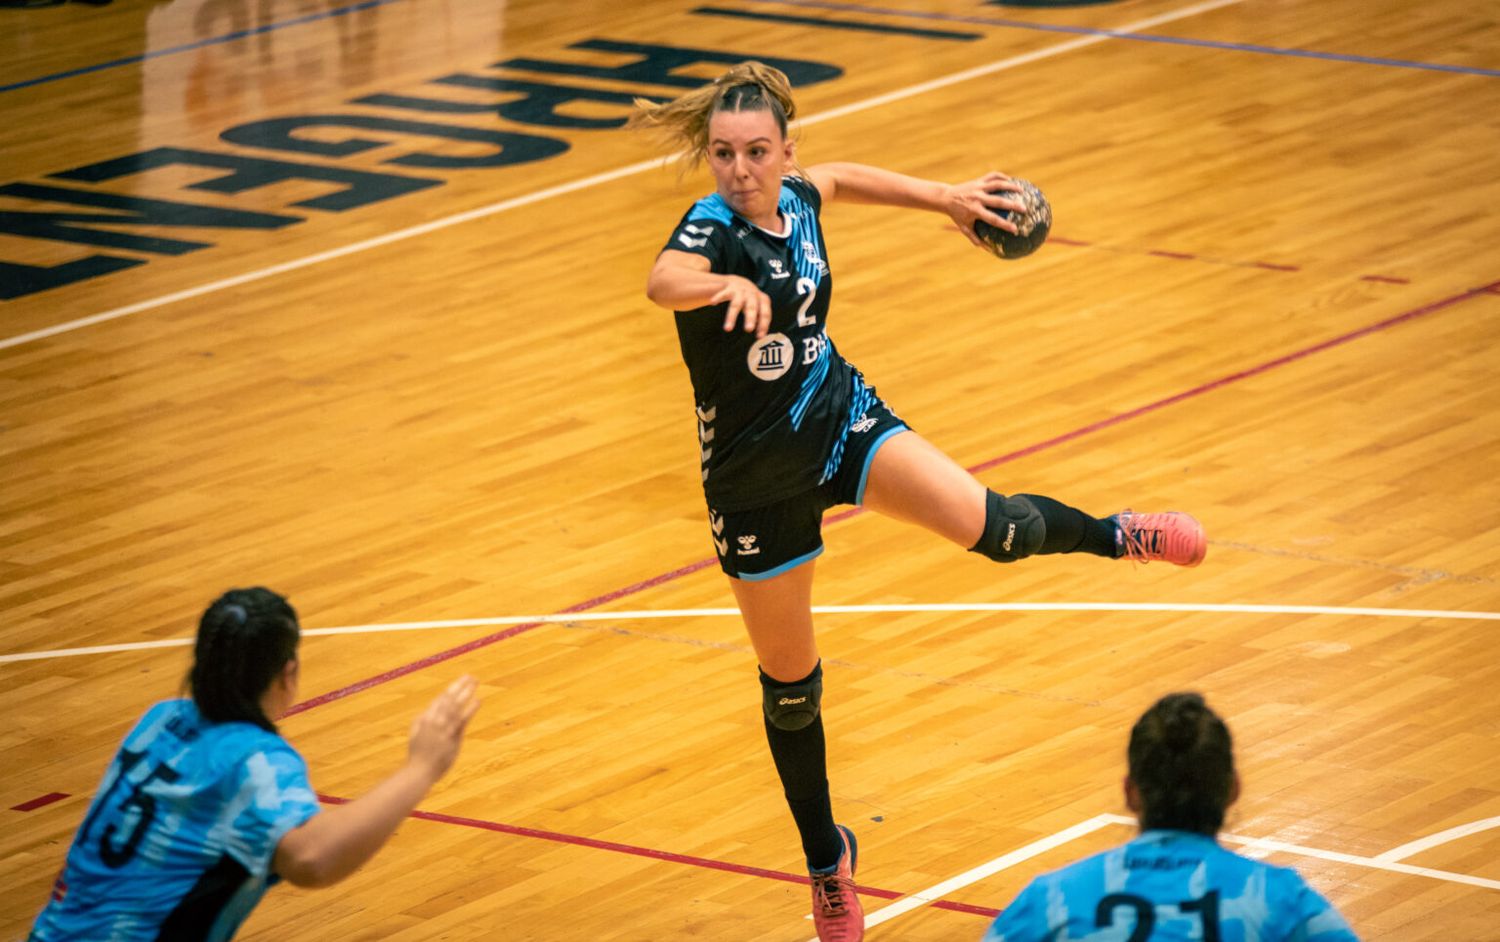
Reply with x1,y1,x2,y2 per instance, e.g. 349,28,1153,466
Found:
629,61,800,173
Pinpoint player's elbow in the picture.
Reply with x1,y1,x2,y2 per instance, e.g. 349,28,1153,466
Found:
275,850,339,888
645,267,672,309
274,829,346,889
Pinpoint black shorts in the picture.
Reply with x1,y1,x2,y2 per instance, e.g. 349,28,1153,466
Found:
708,397,908,581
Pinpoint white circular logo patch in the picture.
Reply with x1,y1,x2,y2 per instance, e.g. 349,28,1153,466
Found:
747,333,793,381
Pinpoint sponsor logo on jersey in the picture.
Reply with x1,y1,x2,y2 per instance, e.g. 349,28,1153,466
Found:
767,258,790,280
851,415,877,433
800,240,829,275
747,333,794,381
736,535,761,556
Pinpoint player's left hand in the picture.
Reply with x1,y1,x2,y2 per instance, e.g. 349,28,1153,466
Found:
945,172,1025,247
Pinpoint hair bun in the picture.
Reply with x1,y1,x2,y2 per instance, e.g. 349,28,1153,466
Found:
1161,694,1207,748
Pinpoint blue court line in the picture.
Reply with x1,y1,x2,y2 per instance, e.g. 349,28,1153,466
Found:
744,0,1500,78
0,0,404,95
692,6,980,41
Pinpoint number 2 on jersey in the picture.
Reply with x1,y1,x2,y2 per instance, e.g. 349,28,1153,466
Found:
795,277,818,327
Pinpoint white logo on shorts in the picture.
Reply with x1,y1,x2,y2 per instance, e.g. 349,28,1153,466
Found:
747,333,793,381
736,535,761,556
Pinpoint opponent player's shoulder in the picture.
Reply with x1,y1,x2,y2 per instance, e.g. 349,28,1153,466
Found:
120,698,200,748
1256,858,1359,939
982,848,1115,941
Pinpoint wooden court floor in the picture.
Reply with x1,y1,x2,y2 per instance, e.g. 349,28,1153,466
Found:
2,0,1499,938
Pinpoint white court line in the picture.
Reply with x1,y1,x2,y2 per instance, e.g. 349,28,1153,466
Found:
1098,814,1500,892
3,600,1495,664
846,812,1500,939
0,0,1247,353
1375,816,1500,863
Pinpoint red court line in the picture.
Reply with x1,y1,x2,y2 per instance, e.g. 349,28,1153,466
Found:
11,792,69,812
969,279,1500,475
317,794,1002,918
284,279,1497,716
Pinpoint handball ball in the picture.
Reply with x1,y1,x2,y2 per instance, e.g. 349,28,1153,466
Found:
974,179,1051,260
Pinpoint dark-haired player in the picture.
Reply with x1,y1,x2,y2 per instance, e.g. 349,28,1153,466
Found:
633,62,1206,942
984,693,1359,941
28,587,480,942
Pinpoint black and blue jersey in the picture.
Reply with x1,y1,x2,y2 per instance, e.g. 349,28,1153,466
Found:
663,175,864,512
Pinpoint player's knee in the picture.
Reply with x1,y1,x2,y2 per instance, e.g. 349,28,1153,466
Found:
761,662,822,731
969,490,1045,563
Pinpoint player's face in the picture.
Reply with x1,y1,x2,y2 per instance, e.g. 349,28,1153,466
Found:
706,108,793,228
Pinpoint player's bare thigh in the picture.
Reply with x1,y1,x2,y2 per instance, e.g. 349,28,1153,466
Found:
862,430,987,548
729,560,819,682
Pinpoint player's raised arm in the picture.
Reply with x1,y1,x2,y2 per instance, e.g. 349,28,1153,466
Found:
273,675,481,888
806,163,1025,245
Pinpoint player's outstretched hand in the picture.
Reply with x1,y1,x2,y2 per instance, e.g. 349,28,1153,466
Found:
945,171,1025,247
712,275,773,339
407,675,481,783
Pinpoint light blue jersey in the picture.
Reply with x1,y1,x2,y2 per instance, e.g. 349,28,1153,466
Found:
984,830,1359,942
30,700,320,942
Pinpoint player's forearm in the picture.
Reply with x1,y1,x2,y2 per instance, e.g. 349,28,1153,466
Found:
274,761,438,888
810,162,948,212
646,264,731,311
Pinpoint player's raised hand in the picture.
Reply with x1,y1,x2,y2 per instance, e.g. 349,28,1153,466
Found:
945,171,1025,246
407,675,481,782
712,275,773,338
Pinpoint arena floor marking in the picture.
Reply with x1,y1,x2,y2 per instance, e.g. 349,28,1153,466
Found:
0,0,1245,353
8,280,1495,705
754,0,1500,79
313,794,1003,920
3,601,1497,664
1146,815,1500,893
1374,816,1500,864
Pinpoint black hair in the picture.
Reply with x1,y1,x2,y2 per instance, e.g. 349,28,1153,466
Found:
188,587,300,733
1127,692,1236,836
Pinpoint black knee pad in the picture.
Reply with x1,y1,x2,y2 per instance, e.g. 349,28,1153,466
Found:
761,662,823,731
970,490,1045,563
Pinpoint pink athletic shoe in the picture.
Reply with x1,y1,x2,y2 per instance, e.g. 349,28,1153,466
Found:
1113,510,1207,567
810,825,863,942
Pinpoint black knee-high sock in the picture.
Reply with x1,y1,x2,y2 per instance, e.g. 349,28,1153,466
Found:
761,666,843,871
1018,493,1119,557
